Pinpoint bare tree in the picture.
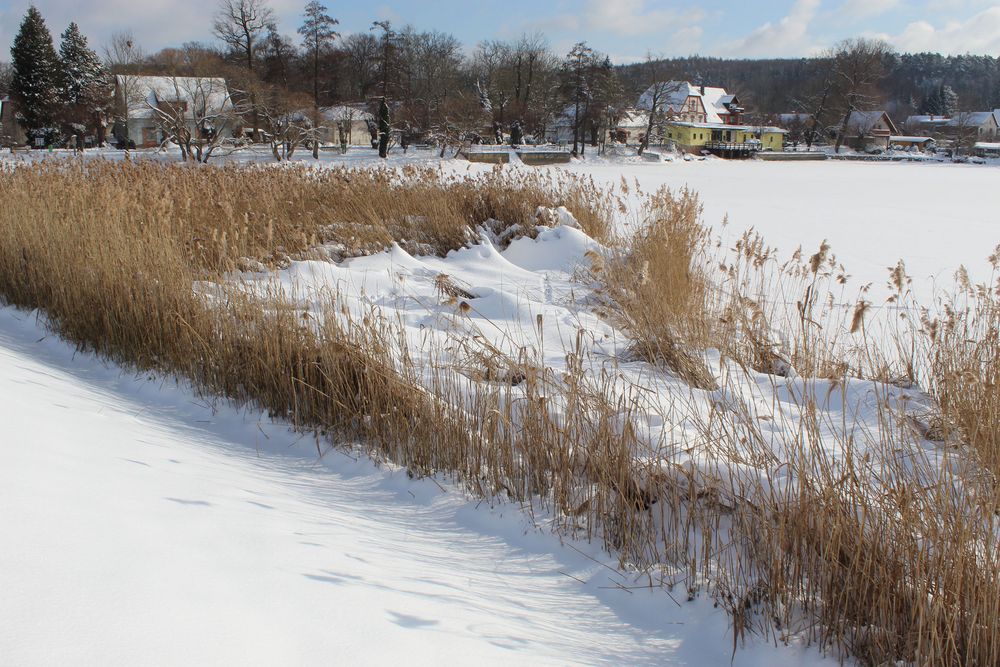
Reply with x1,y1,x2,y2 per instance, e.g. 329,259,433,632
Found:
791,51,837,148
149,75,236,162
0,62,13,93
256,87,318,160
832,38,892,153
949,112,980,157
213,0,274,72
394,28,465,139
636,54,680,156
214,0,275,140
104,31,145,143
473,40,511,123
341,33,379,99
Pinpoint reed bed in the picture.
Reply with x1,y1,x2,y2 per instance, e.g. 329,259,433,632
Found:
0,160,997,665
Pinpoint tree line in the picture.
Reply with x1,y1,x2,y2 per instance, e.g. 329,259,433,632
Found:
2,0,998,154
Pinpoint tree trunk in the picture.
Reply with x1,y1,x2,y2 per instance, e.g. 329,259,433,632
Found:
572,98,580,156
378,97,390,159
835,109,852,154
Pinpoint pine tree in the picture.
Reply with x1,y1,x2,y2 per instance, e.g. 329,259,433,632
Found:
562,42,594,156
298,1,339,106
939,84,959,117
58,22,111,143
59,23,107,109
10,6,61,135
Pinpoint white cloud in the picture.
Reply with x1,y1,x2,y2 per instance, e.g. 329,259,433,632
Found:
876,6,1000,53
582,0,704,37
834,0,901,21
721,0,822,57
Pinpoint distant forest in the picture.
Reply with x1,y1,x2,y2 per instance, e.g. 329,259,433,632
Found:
617,53,1000,120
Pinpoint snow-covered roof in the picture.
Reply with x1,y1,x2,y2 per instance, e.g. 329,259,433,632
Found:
117,75,232,119
699,87,736,124
905,115,950,126
947,112,999,127
614,108,649,129
974,142,1000,150
846,110,897,134
778,113,812,124
669,121,786,133
319,104,374,123
994,109,1000,127
636,81,740,124
890,136,934,143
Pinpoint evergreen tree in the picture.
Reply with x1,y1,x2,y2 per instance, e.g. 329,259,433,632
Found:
919,88,941,115
10,6,61,135
59,23,107,109
562,42,594,156
298,1,339,106
58,22,111,144
939,84,958,116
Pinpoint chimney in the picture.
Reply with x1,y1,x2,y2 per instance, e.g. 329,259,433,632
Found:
700,85,705,96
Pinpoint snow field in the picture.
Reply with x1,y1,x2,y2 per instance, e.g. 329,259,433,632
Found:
0,304,834,666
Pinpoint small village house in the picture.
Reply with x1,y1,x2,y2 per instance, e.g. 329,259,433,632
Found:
0,96,29,145
608,109,650,145
318,104,375,146
904,111,998,145
632,80,786,156
904,114,951,137
637,81,745,125
662,121,786,155
777,113,816,144
113,75,233,148
947,112,999,142
889,135,936,151
842,110,898,150
974,141,1000,158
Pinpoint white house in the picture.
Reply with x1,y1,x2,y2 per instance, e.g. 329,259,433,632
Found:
843,110,899,149
0,96,28,145
609,108,650,144
114,75,233,148
637,81,744,125
904,114,951,136
947,112,999,141
545,105,581,144
318,104,375,146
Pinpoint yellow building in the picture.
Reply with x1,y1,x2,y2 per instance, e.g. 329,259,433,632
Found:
663,122,786,156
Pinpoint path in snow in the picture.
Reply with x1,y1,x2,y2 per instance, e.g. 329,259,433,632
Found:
0,306,828,666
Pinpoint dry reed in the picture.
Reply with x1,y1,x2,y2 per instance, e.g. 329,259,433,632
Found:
0,160,997,665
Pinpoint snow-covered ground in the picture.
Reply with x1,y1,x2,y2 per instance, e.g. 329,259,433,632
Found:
2,147,992,665
0,306,830,666
550,157,999,305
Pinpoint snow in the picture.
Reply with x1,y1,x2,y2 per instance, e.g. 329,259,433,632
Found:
116,75,232,119
0,305,832,666
538,158,1000,305
3,145,994,665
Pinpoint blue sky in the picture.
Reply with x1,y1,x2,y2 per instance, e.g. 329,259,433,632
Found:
2,0,999,63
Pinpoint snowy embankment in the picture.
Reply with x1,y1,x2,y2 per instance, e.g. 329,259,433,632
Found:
0,306,831,666
229,208,958,507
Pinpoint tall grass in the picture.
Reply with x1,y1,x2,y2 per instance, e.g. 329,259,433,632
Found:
0,160,997,665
